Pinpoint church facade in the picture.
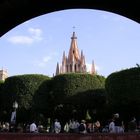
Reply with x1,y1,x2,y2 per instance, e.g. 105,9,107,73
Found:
0,68,8,81
55,32,96,76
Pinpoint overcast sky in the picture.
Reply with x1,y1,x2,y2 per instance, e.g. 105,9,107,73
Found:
1,9,140,78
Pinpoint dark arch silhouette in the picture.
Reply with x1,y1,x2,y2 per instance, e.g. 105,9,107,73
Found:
0,0,139,37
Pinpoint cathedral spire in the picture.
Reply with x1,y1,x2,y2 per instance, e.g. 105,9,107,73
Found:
55,62,60,75
68,32,80,63
62,51,66,65
80,50,84,65
91,60,96,75
55,31,97,76
81,50,83,58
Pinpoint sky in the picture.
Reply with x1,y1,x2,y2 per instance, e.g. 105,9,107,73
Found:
1,9,140,78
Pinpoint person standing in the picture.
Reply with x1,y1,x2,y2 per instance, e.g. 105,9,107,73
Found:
114,113,124,133
109,118,115,133
30,121,38,133
54,119,61,133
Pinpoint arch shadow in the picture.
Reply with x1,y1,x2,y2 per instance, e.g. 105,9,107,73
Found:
0,0,140,37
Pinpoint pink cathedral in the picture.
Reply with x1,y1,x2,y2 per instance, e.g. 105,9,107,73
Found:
55,32,96,75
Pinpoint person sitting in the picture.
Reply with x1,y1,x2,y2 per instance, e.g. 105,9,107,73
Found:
114,113,124,133
94,120,100,132
79,120,86,134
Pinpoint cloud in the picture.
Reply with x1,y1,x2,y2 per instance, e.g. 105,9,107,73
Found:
28,28,42,41
8,27,43,45
8,36,33,44
33,52,58,68
43,56,51,63
35,56,51,67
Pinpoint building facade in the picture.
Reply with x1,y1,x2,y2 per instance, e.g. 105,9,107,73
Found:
55,32,96,75
0,68,8,81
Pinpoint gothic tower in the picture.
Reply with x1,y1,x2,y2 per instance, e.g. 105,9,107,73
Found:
55,32,96,75
91,60,96,75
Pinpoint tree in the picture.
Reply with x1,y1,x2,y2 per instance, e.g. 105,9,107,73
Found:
33,79,53,118
105,67,140,119
67,89,107,121
51,73,105,104
0,80,5,121
1,74,50,122
33,73,106,122
136,63,140,67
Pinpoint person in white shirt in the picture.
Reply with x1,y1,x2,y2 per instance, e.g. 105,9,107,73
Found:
30,121,38,133
54,119,61,133
109,119,115,133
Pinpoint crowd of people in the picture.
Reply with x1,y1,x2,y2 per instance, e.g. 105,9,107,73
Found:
0,113,139,134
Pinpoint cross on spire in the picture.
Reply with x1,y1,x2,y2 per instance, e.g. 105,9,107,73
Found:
73,26,75,32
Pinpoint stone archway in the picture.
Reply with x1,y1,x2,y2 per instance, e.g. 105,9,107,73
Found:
0,0,140,37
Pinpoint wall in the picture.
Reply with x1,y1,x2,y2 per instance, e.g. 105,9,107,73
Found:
0,133,140,140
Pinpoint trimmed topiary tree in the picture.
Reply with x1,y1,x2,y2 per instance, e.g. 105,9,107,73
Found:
51,73,105,104
0,80,4,96
34,73,106,122
105,67,140,119
33,79,53,119
67,88,107,121
0,80,5,121
1,74,50,122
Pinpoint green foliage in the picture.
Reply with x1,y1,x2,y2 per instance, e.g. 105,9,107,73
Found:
34,73,106,121
0,73,106,122
1,74,50,122
51,73,105,104
105,67,140,118
67,89,107,121
0,80,4,95
0,80,4,113
136,63,140,67
67,89,106,107
33,79,53,117
0,80,4,84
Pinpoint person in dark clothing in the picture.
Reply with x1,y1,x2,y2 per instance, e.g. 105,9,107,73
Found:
114,113,124,133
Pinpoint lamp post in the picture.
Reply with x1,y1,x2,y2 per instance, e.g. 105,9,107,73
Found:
13,101,18,110
11,101,18,125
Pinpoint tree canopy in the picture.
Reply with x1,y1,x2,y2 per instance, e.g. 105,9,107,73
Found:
34,73,106,121
105,67,140,118
1,74,50,122
51,73,105,102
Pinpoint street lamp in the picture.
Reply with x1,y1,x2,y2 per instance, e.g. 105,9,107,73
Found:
11,101,18,125
13,101,18,109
